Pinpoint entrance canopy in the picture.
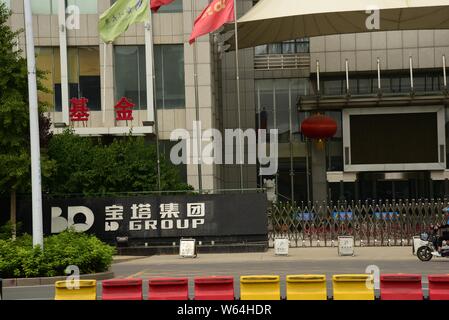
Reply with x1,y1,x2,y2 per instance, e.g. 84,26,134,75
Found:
226,0,449,50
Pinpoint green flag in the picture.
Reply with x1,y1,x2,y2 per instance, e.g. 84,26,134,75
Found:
99,0,149,43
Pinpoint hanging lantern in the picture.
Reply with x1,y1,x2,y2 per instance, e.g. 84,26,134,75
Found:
300,114,337,140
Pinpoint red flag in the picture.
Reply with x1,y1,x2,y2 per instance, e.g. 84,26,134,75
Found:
189,0,234,45
151,0,176,12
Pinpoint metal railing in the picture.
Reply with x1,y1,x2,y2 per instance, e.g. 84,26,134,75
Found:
268,199,449,247
254,53,310,70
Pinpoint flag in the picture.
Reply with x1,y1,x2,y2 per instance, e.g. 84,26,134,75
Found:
99,0,150,43
151,0,176,12
189,0,234,45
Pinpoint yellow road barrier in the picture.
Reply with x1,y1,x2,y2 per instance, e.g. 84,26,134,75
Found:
332,274,375,300
240,275,280,300
286,275,327,300
55,280,97,300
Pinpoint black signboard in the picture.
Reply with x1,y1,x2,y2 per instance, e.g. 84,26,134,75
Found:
10,193,268,245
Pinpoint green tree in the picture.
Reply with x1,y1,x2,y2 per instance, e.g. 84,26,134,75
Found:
46,130,192,195
0,3,55,238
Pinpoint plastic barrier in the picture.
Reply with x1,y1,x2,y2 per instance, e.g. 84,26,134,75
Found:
194,276,234,300
380,274,422,300
102,278,143,300
240,276,280,300
286,275,327,300
148,278,189,300
54,280,97,300
428,275,449,300
332,274,374,300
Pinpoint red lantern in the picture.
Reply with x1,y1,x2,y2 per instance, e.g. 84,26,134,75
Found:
301,114,337,140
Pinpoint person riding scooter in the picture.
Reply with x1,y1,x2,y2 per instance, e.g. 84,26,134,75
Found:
431,222,449,257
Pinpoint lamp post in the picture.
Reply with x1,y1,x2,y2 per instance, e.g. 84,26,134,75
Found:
23,0,44,248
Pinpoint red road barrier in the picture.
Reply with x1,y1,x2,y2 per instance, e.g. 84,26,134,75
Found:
380,274,423,300
102,278,143,300
148,278,189,300
194,276,235,300
428,275,449,300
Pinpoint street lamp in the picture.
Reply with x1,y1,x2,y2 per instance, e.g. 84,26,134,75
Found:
23,0,44,248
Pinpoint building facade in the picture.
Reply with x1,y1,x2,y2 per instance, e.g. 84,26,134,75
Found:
4,0,449,202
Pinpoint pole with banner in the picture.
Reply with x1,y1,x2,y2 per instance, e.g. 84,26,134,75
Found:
23,0,44,248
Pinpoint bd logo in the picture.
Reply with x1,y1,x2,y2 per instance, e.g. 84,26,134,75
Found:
51,206,95,233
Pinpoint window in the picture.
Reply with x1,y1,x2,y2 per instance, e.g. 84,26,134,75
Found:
255,78,310,202
255,38,310,55
114,46,147,110
36,46,101,111
155,44,185,109
157,0,183,13
114,44,186,110
112,0,181,13
68,0,97,14
31,0,59,14
32,0,97,14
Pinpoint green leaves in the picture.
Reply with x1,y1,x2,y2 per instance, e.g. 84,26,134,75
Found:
0,230,116,278
0,3,53,195
46,131,192,195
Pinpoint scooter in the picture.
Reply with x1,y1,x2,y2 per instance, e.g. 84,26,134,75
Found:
416,231,449,261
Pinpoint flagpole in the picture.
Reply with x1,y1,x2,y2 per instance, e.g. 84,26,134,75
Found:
23,0,44,248
145,11,162,192
191,0,203,193
233,0,243,192
102,42,108,124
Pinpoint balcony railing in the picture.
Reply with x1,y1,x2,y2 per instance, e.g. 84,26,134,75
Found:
254,53,310,70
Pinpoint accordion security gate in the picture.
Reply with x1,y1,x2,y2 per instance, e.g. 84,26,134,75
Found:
268,200,449,247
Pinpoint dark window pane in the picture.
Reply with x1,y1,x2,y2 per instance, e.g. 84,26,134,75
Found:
268,43,282,54
114,46,141,108
282,41,295,54
155,44,185,109
80,76,101,111
254,45,267,55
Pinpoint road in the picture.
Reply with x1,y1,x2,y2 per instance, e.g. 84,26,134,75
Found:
3,247,449,300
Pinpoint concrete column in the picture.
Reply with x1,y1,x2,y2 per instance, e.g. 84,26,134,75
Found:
311,141,328,203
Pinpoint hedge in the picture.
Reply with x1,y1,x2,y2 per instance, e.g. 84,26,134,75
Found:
0,230,116,278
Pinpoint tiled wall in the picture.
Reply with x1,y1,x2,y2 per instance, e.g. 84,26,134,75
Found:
310,30,449,73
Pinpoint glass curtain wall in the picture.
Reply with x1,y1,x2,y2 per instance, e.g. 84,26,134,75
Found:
114,44,185,110
256,78,309,203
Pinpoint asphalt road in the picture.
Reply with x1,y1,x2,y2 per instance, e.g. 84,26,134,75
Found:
3,247,449,300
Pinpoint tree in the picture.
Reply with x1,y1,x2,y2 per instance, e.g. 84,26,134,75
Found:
0,3,55,238
46,130,192,196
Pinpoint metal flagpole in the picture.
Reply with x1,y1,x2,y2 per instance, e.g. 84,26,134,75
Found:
145,11,161,191
233,0,244,192
23,0,43,248
102,42,108,124
191,0,203,193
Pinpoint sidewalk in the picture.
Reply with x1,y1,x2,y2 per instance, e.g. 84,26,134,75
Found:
114,246,417,266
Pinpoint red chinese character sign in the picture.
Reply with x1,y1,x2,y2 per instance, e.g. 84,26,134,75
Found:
115,97,135,121
69,97,90,122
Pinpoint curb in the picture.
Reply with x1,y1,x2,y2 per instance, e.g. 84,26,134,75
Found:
3,271,114,288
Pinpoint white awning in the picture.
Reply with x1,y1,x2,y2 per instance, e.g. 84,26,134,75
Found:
226,0,449,49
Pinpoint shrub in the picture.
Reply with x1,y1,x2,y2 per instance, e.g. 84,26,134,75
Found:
0,230,116,278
